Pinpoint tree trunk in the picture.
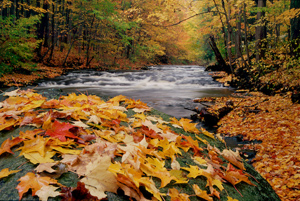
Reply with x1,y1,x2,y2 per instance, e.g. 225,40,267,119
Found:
222,0,233,74
36,0,43,57
25,0,30,17
15,0,19,20
255,0,267,61
290,0,300,54
63,30,79,67
43,1,49,48
235,8,242,59
208,35,228,72
243,3,251,65
212,0,228,58
60,0,65,51
86,14,95,67
48,0,56,62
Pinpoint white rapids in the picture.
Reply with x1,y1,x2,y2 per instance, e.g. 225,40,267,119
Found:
37,65,233,118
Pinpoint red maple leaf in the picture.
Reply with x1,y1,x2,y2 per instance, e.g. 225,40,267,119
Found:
45,121,83,142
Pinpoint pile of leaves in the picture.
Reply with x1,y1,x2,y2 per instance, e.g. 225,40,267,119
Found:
0,89,278,201
208,72,232,87
196,91,300,201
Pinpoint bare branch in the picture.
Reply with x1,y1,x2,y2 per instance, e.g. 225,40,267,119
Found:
162,11,225,27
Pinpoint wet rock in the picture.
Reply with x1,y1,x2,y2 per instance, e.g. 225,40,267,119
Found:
0,88,280,201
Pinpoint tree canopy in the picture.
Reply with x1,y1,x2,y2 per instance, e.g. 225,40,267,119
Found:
0,0,300,90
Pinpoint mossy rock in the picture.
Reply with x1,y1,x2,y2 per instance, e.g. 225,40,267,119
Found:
0,88,280,201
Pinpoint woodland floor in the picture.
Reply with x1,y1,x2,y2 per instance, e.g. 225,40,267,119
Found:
195,88,300,201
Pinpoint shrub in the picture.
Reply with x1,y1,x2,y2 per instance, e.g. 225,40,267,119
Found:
0,15,41,77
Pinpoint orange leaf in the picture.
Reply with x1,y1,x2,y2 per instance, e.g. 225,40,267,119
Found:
16,172,59,200
168,188,190,201
0,117,17,131
0,137,24,156
193,184,213,201
221,149,245,170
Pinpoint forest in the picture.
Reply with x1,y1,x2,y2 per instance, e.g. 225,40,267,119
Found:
0,0,299,91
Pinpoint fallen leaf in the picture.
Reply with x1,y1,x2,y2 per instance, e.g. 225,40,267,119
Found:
0,118,17,131
45,121,83,142
0,168,21,179
23,151,56,164
4,89,20,97
35,185,61,201
80,155,118,199
200,127,215,139
168,188,190,201
72,120,89,128
16,172,59,200
0,137,24,156
227,196,239,201
18,135,49,157
181,165,204,178
221,149,245,170
35,162,58,173
193,184,213,201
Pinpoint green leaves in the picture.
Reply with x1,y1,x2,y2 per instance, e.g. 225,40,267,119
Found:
0,15,41,77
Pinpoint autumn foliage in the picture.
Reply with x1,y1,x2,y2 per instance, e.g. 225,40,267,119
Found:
0,89,271,201
196,91,300,201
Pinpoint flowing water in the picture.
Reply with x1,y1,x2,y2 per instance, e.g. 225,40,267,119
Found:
37,65,233,118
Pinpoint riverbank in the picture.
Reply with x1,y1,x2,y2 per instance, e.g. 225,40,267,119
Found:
0,59,149,88
195,90,300,201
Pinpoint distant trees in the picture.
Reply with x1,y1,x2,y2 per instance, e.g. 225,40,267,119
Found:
0,0,192,75
1,0,299,89
290,0,300,53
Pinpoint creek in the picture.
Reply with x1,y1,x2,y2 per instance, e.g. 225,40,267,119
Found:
37,65,233,118
37,65,258,162
36,65,258,162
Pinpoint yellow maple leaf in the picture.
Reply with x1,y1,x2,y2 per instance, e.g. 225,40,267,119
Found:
157,138,181,160
18,135,49,157
200,127,215,139
193,184,213,201
170,117,200,133
227,196,239,201
50,146,82,155
23,151,56,164
21,99,45,112
133,112,147,121
169,170,189,184
140,157,176,188
181,165,204,178
168,188,190,201
0,168,21,179
0,117,17,131
192,156,208,167
107,95,128,106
